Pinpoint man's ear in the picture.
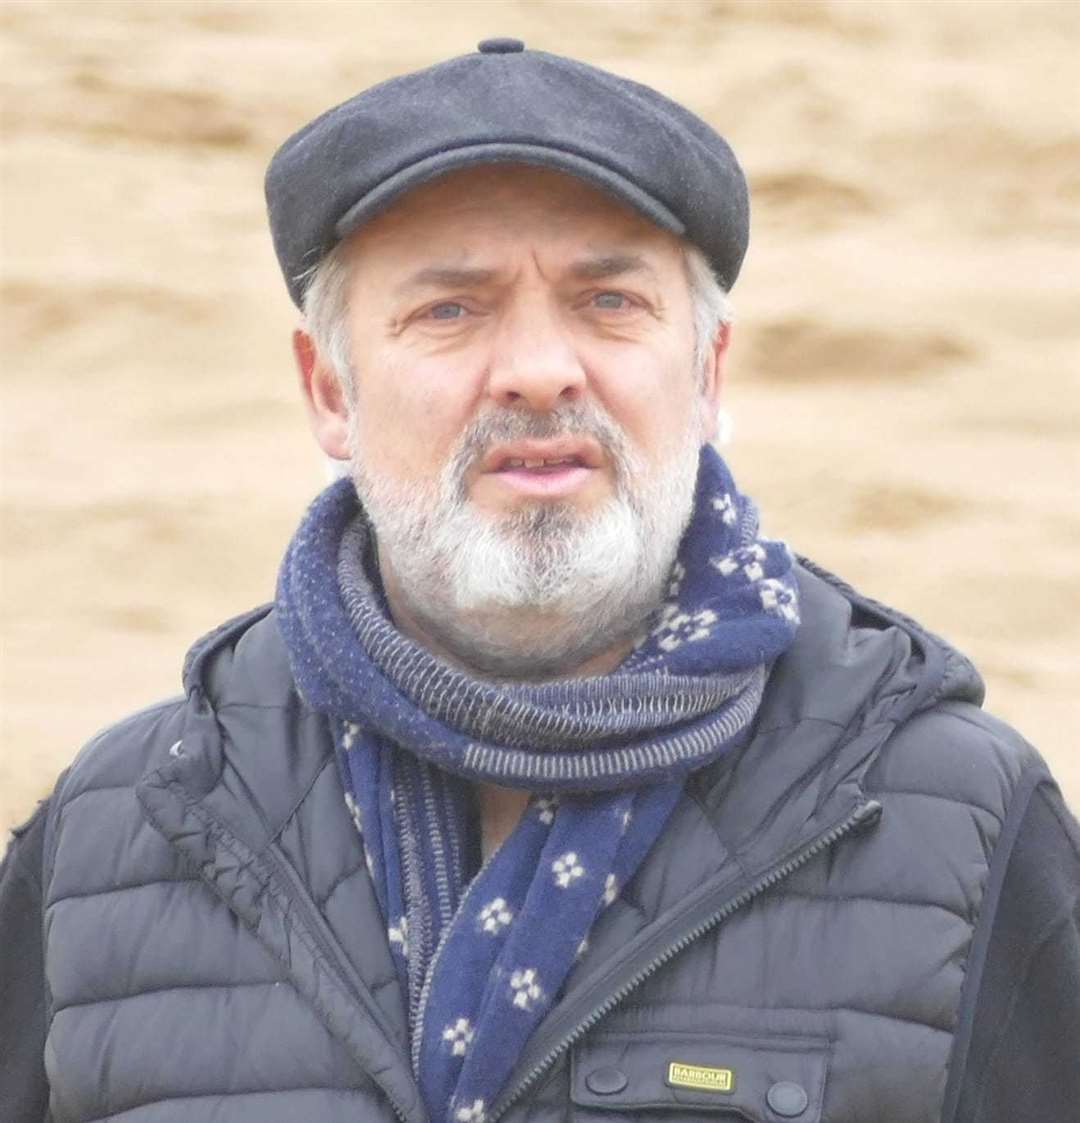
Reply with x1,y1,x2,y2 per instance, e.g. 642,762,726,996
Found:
293,328,351,461
697,322,732,444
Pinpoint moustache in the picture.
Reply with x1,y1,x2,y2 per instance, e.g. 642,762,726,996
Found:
447,403,634,484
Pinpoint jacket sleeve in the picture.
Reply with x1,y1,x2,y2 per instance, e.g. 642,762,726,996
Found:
0,801,50,1123
944,771,1080,1123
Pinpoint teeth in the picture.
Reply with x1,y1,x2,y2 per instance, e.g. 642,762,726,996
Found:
502,455,580,470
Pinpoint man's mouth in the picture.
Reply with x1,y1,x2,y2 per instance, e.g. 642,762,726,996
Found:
481,439,602,499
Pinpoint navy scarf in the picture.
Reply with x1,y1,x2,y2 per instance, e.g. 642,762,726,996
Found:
277,446,799,1123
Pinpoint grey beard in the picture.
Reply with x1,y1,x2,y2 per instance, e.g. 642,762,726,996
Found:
350,403,702,680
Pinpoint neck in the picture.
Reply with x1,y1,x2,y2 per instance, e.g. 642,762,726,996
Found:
475,783,531,861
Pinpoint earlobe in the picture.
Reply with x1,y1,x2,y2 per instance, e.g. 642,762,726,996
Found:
293,327,352,461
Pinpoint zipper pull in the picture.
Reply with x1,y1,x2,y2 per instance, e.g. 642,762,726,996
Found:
850,799,883,833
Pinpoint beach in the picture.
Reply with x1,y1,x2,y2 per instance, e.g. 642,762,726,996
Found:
2,0,1077,829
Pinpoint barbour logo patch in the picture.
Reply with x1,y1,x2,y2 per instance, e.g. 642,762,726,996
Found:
666,1061,735,1092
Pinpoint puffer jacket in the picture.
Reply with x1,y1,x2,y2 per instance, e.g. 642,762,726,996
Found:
4,563,1078,1122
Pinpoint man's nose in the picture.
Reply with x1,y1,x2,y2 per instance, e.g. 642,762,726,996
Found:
486,298,586,411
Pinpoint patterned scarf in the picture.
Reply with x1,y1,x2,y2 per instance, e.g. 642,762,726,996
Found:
276,445,799,1123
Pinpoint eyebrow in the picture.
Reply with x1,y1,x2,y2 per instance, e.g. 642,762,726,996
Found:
568,253,657,282
395,252,658,295
394,266,498,295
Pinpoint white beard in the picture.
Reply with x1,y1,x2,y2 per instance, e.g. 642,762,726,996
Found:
349,401,703,680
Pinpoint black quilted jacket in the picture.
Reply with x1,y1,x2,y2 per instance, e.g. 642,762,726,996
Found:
2,564,1078,1122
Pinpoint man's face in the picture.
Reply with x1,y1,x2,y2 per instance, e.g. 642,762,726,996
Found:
305,164,726,678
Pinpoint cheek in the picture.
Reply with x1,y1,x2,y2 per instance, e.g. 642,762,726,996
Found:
591,349,701,460
351,355,481,477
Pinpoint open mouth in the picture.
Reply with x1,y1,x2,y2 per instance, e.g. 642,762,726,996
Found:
481,439,602,498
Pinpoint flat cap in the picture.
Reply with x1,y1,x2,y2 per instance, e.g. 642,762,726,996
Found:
266,39,749,308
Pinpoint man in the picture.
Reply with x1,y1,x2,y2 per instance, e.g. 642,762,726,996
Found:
2,38,1077,1123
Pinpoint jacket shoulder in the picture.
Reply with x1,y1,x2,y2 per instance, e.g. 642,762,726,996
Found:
38,693,192,913
792,560,1047,822
52,604,278,814
52,694,189,813
871,698,1045,824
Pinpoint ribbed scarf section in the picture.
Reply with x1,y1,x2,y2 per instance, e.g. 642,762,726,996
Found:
276,445,799,1123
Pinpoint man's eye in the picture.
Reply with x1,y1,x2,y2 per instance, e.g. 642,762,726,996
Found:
591,291,630,310
427,302,467,320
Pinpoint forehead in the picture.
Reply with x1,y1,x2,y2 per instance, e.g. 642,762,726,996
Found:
345,164,684,272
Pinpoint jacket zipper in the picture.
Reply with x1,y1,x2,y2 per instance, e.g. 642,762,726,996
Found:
488,797,883,1122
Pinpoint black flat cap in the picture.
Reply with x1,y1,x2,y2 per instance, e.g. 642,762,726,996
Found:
266,39,749,307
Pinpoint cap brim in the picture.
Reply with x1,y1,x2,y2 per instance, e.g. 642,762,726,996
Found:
334,142,687,244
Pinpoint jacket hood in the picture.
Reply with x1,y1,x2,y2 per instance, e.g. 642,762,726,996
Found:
775,557,984,727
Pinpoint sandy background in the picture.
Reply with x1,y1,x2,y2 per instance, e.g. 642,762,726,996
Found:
2,0,1078,833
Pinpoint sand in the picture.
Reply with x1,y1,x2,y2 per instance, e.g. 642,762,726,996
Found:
2,0,1078,832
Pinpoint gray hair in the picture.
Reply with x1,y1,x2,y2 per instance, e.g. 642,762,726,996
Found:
682,242,733,378
301,238,732,397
